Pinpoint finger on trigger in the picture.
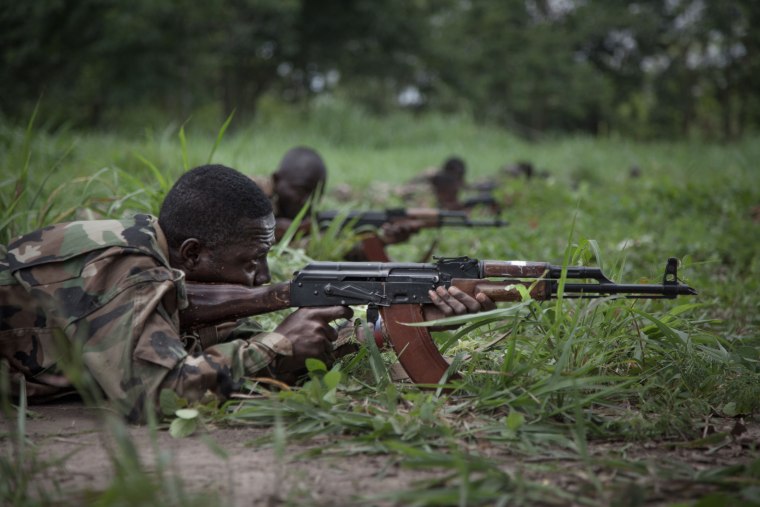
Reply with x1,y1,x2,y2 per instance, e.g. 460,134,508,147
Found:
339,306,354,319
319,305,354,321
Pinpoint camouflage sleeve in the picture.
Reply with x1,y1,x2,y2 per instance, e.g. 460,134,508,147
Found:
158,318,293,403
11,248,291,421
9,250,188,420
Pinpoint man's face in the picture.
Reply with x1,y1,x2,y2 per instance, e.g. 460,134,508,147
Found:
273,171,322,220
185,214,276,287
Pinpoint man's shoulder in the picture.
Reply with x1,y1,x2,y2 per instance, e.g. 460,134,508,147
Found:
5,214,166,271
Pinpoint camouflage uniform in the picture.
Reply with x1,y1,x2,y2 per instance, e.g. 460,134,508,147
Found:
0,214,291,421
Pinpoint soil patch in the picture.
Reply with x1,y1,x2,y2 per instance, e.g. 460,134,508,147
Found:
3,401,757,506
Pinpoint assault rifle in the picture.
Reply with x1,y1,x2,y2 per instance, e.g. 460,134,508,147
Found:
315,208,507,261
315,208,507,231
461,193,501,213
239,256,696,385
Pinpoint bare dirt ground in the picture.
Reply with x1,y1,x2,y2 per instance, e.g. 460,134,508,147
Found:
3,400,758,506
3,401,439,506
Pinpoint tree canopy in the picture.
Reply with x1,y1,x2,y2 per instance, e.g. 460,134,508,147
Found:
1,0,757,139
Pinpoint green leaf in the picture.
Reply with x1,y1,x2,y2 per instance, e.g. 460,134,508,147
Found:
323,369,341,391
322,389,338,404
506,411,525,431
305,358,327,373
507,283,532,301
722,401,738,417
169,417,198,439
406,301,531,327
175,408,199,420
159,389,180,416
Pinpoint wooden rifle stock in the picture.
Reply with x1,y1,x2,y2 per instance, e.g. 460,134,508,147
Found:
360,235,391,262
450,279,552,301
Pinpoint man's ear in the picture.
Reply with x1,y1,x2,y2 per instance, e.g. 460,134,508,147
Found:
178,238,204,271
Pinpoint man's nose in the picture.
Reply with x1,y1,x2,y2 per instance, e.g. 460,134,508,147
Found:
254,262,271,286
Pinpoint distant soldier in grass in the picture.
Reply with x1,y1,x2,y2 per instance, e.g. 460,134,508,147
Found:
266,146,422,252
397,156,466,209
268,146,329,240
431,156,467,210
0,164,492,422
401,156,504,214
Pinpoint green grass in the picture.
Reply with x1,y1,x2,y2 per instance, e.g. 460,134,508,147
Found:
1,98,759,505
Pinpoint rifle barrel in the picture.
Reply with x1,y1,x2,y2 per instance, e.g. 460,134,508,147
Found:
560,282,697,298
317,209,508,230
455,219,508,227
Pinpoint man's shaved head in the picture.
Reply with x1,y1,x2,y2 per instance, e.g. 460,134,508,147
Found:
272,146,328,219
275,146,327,187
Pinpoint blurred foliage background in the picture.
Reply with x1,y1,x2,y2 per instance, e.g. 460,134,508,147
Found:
2,3,760,505
2,0,758,140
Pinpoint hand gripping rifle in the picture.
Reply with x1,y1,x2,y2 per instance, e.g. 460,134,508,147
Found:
246,257,696,385
315,208,507,261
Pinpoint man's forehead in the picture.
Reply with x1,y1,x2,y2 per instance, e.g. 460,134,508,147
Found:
240,214,275,245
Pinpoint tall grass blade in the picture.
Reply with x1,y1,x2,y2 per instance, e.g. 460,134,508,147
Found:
179,120,190,171
134,154,168,190
207,109,236,164
273,195,313,257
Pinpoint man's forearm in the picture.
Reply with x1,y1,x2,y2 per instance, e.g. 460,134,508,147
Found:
180,282,290,331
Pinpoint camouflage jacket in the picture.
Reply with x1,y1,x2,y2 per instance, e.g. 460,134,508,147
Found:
0,214,290,421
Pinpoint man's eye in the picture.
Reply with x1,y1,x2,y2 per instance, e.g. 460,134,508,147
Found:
249,255,267,269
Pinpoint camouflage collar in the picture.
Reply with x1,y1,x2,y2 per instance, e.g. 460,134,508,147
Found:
153,220,170,261
6,215,170,272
